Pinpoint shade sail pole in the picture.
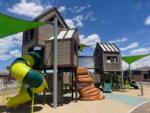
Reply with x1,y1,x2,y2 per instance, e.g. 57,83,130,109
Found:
129,64,132,82
121,59,124,89
121,70,124,89
53,17,58,108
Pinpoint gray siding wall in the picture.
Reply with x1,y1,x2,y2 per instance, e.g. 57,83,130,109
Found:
38,24,54,45
22,41,35,55
103,53,121,72
36,11,67,46
94,49,103,72
22,32,36,55
45,39,71,66
94,55,103,70
73,54,78,66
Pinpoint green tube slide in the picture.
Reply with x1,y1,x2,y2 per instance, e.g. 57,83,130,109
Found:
6,52,47,108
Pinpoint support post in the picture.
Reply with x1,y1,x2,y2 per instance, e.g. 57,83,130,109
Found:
71,70,74,100
121,59,124,89
74,68,78,102
53,17,58,108
140,81,144,96
140,74,144,96
129,64,132,83
31,93,34,113
43,69,46,105
121,71,124,89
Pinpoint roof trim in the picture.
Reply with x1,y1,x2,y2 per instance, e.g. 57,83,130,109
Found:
47,28,78,40
79,56,93,58
94,42,120,53
33,7,69,29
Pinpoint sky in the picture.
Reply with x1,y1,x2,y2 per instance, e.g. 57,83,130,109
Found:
0,0,150,70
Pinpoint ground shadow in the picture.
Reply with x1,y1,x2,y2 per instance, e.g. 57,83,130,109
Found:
63,96,74,104
0,92,77,112
0,104,42,113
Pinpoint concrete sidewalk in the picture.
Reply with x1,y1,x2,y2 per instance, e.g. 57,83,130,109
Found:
131,102,150,113
104,93,149,106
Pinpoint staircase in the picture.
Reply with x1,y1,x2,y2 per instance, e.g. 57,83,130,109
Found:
76,67,105,101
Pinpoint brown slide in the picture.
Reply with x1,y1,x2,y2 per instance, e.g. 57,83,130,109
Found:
76,67,105,101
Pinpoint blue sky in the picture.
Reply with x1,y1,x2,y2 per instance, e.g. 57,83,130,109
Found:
0,0,150,70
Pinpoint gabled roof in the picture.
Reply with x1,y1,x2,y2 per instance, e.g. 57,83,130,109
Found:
33,7,68,28
96,42,120,52
47,28,79,41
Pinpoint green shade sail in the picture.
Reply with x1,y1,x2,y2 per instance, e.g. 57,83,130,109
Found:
0,13,47,38
122,54,150,64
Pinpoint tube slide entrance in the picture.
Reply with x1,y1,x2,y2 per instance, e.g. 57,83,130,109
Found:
6,52,46,108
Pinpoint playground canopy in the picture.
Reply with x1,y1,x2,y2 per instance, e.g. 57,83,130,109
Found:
0,13,46,38
122,54,150,64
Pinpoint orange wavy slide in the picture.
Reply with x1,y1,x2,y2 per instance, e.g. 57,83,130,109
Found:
76,67,105,101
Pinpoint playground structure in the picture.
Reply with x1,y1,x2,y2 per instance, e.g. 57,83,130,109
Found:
93,42,123,91
0,6,150,113
0,7,105,110
22,8,80,105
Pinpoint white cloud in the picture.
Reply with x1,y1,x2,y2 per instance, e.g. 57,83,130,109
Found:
10,49,21,58
7,0,52,18
73,15,84,27
122,56,150,70
65,19,75,28
122,60,129,70
0,33,22,61
80,34,101,48
0,54,11,61
0,49,21,61
120,42,138,51
58,6,66,13
65,15,85,28
131,56,150,69
109,37,128,44
144,15,150,25
67,5,96,23
130,47,150,55
69,5,91,13
85,11,96,22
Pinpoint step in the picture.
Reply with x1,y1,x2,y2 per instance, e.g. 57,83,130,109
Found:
80,84,94,92
77,83,91,90
77,77,93,83
80,94,104,101
81,89,101,97
80,88,99,96
76,75,90,78
77,67,88,75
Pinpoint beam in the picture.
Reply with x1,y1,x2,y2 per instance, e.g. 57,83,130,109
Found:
53,17,58,108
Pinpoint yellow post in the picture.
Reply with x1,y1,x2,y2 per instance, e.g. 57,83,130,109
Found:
31,92,34,113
